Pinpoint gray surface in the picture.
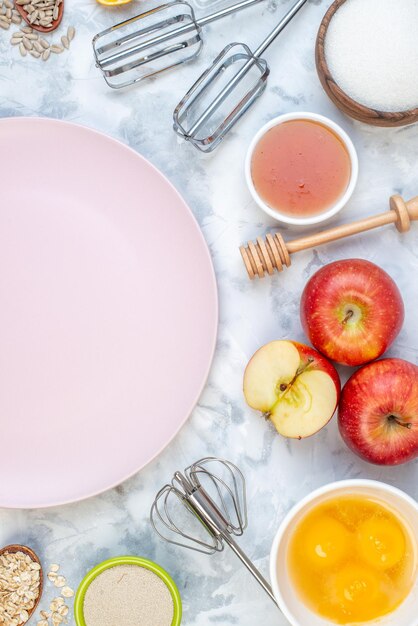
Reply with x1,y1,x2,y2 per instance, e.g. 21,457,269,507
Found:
1,0,418,624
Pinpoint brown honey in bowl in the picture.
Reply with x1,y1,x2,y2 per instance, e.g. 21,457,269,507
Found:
250,119,351,217
288,495,417,624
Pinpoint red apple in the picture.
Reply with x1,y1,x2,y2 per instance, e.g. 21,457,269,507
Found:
300,259,404,366
243,340,340,438
339,358,418,465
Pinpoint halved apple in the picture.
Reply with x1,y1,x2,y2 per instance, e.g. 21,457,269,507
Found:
243,340,341,438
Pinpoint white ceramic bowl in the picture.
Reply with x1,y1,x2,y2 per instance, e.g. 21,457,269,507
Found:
245,112,359,227
270,479,418,626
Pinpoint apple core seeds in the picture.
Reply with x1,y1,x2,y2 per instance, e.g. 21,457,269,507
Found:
83,565,174,626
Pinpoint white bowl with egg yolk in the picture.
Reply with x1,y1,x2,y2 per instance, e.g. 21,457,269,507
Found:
269,479,418,626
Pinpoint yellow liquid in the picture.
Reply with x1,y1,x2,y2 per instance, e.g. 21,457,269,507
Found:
288,495,417,624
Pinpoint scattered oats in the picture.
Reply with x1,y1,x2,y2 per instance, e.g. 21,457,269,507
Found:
47,572,57,582
49,597,64,612
60,586,73,598
39,610,50,619
51,612,63,626
37,621,48,626
57,604,68,616
53,576,66,588
49,565,59,573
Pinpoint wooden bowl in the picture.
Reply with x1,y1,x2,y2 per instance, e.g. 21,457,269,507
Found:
0,544,44,624
315,0,418,127
14,0,64,33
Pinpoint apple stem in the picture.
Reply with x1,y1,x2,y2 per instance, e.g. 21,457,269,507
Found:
388,415,413,429
342,309,354,324
278,357,315,397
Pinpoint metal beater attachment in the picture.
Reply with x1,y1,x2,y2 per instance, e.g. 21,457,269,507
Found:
93,0,264,89
173,0,308,151
151,457,278,606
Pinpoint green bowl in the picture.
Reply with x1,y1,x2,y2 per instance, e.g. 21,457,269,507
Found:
74,556,182,626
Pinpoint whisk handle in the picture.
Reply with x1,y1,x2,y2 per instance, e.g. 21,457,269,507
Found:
186,0,308,139
254,0,308,58
222,532,279,607
198,0,264,27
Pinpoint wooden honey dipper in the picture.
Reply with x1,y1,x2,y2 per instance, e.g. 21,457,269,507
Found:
240,194,418,279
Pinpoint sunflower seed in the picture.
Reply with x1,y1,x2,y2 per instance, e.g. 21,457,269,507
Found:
50,44,63,53
61,34,68,48
67,25,75,41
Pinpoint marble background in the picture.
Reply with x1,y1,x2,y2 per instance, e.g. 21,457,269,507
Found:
1,0,418,624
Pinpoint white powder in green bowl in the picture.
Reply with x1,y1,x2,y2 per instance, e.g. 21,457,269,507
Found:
83,565,174,626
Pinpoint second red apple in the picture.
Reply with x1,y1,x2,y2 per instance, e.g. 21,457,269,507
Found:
300,259,404,366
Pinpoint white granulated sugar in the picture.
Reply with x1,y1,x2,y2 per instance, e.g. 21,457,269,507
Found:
83,565,174,626
325,0,418,112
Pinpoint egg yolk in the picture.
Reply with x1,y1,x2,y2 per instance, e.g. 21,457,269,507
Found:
357,517,406,570
304,517,351,568
335,563,380,605
287,496,417,624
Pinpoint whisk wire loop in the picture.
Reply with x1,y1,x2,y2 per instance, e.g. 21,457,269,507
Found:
151,456,279,606
93,0,264,89
173,0,308,150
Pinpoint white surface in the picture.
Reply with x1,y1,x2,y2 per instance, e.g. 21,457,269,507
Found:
0,0,418,624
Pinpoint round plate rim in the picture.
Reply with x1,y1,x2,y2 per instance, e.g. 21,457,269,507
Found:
0,116,218,509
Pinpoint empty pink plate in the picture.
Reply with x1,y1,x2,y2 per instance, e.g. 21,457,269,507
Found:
0,118,218,508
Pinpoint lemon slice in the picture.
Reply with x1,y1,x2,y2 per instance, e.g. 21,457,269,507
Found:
96,0,134,6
